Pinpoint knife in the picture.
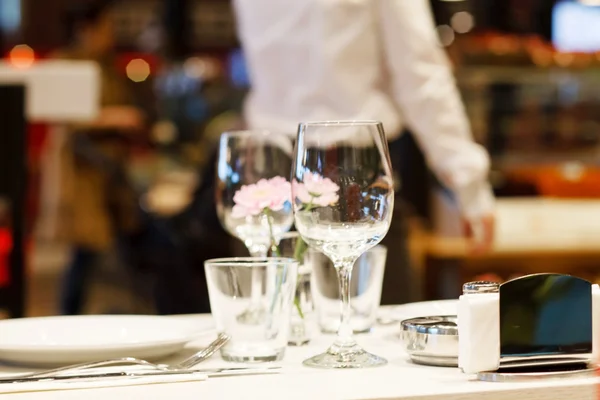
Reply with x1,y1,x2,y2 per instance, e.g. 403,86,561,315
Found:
0,366,281,384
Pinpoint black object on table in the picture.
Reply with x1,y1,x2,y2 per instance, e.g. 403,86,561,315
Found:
0,85,27,318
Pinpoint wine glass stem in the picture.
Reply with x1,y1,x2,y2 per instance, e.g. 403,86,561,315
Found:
248,248,267,310
335,260,355,345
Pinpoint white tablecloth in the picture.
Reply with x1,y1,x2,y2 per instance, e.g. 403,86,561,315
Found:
0,313,598,400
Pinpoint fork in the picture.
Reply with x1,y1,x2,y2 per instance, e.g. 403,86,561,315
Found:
19,333,230,379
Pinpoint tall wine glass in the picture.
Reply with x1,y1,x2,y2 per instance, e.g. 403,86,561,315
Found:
292,121,394,368
216,130,294,323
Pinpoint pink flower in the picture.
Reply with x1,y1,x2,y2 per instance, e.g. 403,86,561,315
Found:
231,176,292,218
268,176,291,190
293,172,340,207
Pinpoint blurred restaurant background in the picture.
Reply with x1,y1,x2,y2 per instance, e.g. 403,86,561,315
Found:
2,0,600,318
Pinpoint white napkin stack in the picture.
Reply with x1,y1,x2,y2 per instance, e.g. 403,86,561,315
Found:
459,283,600,374
457,292,500,374
592,284,600,365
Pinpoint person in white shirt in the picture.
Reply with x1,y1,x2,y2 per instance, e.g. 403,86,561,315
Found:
232,0,495,302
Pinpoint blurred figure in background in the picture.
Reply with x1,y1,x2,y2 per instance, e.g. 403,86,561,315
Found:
232,0,495,303
50,0,145,314
136,57,243,315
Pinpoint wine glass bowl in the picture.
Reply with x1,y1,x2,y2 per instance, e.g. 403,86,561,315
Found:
216,130,294,256
292,121,394,369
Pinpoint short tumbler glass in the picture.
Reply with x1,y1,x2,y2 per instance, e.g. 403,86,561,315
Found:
205,257,298,362
310,246,387,334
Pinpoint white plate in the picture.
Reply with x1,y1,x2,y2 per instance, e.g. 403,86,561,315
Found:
0,315,211,366
390,300,458,322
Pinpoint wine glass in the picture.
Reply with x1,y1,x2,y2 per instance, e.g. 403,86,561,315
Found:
291,121,394,368
216,130,295,323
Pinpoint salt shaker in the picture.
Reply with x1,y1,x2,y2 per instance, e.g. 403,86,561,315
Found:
458,281,500,374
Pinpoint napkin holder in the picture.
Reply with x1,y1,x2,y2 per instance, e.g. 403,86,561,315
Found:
458,274,600,375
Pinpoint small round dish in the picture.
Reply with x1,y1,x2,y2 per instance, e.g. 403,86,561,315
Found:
400,315,458,367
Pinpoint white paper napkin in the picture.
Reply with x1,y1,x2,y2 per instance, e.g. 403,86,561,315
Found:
458,292,500,374
592,284,600,365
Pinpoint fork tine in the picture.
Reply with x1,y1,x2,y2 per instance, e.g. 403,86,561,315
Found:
17,333,230,379
176,333,231,369
176,334,229,369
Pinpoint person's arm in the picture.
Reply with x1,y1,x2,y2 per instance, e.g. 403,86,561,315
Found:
378,0,494,250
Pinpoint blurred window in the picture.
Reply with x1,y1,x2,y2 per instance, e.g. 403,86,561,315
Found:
553,0,600,52
0,0,20,34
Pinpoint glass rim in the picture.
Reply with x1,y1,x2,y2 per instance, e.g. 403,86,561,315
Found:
220,129,271,137
204,257,299,267
220,129,297,138
299,120,382,128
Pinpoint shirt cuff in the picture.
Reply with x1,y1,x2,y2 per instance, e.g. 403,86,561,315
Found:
453,180,495,220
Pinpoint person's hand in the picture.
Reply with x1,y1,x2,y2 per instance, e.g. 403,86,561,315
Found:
97,106,144,131
463,213,495,255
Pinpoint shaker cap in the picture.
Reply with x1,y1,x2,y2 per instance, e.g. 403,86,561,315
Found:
462,281,499,294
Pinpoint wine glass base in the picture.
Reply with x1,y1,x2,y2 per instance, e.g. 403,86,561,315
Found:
302,343,387,369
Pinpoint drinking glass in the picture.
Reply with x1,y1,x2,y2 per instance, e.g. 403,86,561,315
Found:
216,130,294,323
216,130,294,257
292,121,394,369
205,257,298,362
310,245,387,334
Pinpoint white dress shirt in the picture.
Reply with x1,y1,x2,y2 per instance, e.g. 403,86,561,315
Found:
232,0,494,219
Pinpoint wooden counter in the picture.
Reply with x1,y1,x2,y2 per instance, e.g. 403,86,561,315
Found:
423,197,600,299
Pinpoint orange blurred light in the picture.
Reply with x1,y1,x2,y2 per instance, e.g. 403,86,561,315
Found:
126,58,151,82
572,53,592,68
489,37,515,55
553,52,575,67
530,48,553,67
9,44,35,69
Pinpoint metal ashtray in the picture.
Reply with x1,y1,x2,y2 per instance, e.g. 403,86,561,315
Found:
400,315,458,367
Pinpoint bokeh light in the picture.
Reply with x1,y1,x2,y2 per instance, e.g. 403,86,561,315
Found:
530,48,554,67
183,57,208,79
183,57,220,81
489,36,517,55
151,120,177,144
450,11,475,34
554,52,575,67
435,25,455,47
126,58,151,82
9,44,34,69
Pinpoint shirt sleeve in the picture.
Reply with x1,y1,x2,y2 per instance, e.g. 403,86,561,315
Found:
377,0,494,219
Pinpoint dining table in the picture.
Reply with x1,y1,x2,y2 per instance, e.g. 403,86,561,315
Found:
0,311,598,400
